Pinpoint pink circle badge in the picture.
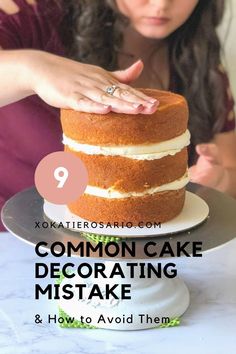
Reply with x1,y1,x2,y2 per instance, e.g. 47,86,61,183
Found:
34,151,88,204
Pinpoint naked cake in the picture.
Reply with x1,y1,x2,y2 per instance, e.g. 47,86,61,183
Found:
61,89,190,225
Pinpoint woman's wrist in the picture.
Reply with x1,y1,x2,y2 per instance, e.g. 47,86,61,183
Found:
19,49,46,96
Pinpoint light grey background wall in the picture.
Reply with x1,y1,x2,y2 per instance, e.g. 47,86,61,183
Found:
218,0,236,101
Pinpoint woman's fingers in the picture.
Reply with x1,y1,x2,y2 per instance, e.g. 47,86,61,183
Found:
75,66,159,113
73,85,145,114
99,90,157,114
76,74,159,109
196,144,221,165
79,83,159,114
69,94,112,114
110,86,159,113
111,61,159,105
112,86,158,105
127,86,158,104
69,92,144,115
103,81,159,107
112,60,144,84
70,85,159,114
99,93,145,114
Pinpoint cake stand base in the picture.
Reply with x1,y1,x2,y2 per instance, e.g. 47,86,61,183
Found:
58,260,190,330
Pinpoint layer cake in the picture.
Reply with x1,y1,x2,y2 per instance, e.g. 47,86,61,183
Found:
61,89,190,225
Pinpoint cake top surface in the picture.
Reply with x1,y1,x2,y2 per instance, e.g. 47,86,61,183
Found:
62,88,187,119
61,89,189,145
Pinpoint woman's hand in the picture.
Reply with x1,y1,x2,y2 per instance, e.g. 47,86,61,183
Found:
28,50,158,114
189,132,236,197
189,133,236,201
189,144,229,192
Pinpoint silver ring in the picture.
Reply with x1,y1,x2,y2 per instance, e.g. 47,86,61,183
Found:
105,85,119,96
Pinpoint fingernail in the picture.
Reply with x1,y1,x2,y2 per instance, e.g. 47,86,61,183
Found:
133,59,143,65
147,101,159,108
148,98,158,104
103,105,111,109
132,103,143,109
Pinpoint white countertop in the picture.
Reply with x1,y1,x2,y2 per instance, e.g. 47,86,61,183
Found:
0,231,236,354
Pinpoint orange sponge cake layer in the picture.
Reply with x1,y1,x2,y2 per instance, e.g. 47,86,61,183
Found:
61,89,188,145
68,189,185,225
65,146,188,192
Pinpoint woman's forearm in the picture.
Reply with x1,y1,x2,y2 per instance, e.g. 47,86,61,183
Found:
0,49,38,106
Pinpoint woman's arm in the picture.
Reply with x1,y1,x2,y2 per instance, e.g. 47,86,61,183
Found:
189,131,236,197
0,49,35,105
0,49,158,114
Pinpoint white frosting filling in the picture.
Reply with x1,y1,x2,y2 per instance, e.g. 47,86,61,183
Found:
63,130,190,160
84,172,189,199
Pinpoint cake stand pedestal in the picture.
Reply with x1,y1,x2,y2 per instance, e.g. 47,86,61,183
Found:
58,260,190,330
1,183,236,330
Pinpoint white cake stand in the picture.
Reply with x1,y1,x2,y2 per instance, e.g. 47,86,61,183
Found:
1,184,236,330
